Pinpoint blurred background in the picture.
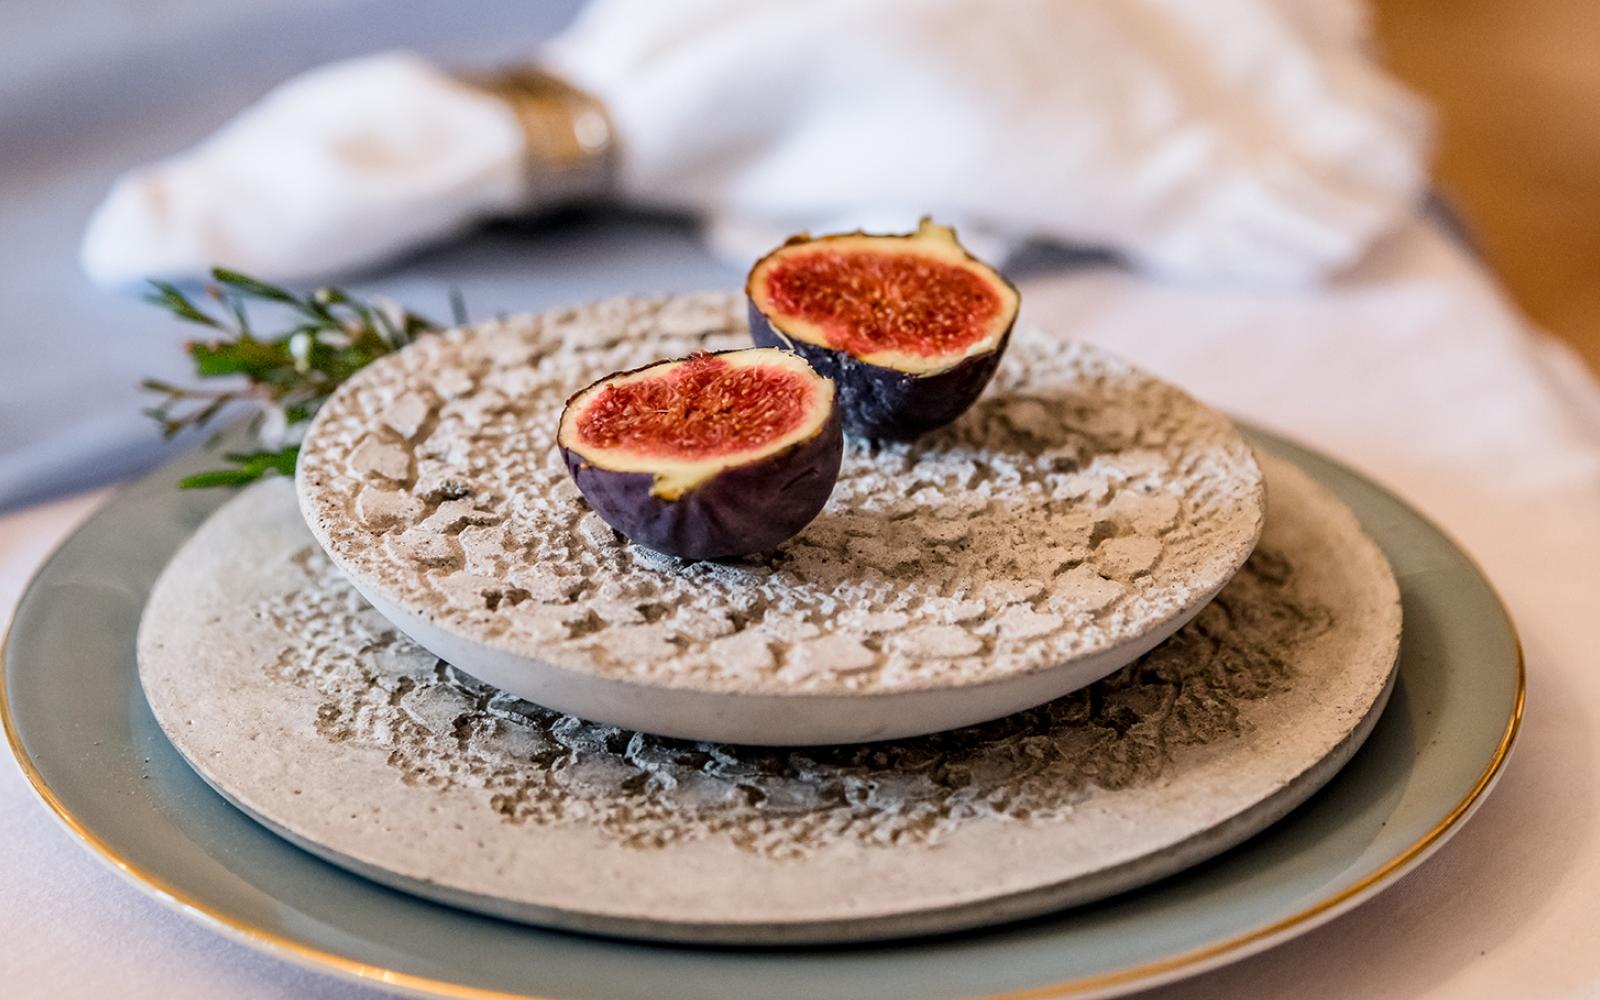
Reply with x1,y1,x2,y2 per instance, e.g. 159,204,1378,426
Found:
1373,0,1600,372
2,0,1597,511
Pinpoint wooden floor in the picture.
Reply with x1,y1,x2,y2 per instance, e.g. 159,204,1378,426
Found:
1374,0,1600,373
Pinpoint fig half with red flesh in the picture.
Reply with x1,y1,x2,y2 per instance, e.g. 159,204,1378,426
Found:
558,348,842,560
746,218,1020,440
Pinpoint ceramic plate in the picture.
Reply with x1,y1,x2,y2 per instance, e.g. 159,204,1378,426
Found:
2,428,1522,1000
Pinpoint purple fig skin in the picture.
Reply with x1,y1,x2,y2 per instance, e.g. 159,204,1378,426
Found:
560,403,843,561
747,301,1012,441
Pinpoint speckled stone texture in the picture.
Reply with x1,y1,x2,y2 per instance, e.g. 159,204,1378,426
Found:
139,455,1400,942
296,293,1265,700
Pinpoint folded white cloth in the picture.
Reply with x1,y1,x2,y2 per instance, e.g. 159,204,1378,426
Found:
81,53,529,286
83,0,1430,289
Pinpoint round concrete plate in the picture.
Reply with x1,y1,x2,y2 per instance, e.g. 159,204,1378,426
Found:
136,453,1396,944
3,428,1521,998
295,294,1266,745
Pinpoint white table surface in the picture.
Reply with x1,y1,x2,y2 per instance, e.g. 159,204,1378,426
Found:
3,218,1599,999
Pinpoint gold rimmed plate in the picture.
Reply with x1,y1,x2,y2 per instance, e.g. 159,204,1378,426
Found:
1,427,1522,1000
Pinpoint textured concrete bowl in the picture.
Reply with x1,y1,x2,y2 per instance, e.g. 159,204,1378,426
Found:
294,293,1266,745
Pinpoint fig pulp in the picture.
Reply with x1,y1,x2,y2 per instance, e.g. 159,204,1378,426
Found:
558,349,842,559
746,218,1019,440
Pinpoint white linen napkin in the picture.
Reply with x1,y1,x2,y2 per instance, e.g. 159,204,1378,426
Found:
82,0,1429,289
81,53,530,286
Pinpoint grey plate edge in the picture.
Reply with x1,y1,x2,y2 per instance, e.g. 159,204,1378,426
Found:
0,426,1527,1000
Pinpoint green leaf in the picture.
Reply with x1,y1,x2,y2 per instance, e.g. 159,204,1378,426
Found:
143,281,220,328
210,268,298,304
316,286,374,329
188,338,293,377
188,394,233,430
216,287,253,338
222,445,300,472
176,445,299,490
176,468,265,488
140,267,451,489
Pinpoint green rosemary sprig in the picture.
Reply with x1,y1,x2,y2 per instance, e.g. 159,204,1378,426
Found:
141,268,440,488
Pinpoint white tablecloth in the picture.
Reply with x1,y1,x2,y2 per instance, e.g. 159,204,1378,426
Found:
3,217,1598,998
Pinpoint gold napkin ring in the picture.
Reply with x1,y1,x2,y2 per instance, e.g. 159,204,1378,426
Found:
465,67,615,206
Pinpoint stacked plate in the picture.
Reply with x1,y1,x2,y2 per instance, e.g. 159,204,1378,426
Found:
4,293,1522,998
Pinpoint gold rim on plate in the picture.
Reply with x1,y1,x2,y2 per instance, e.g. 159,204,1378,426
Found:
0,513,1525,1000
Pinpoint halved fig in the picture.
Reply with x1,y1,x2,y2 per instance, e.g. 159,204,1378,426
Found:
746,218,1020,440
557,348,842,559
